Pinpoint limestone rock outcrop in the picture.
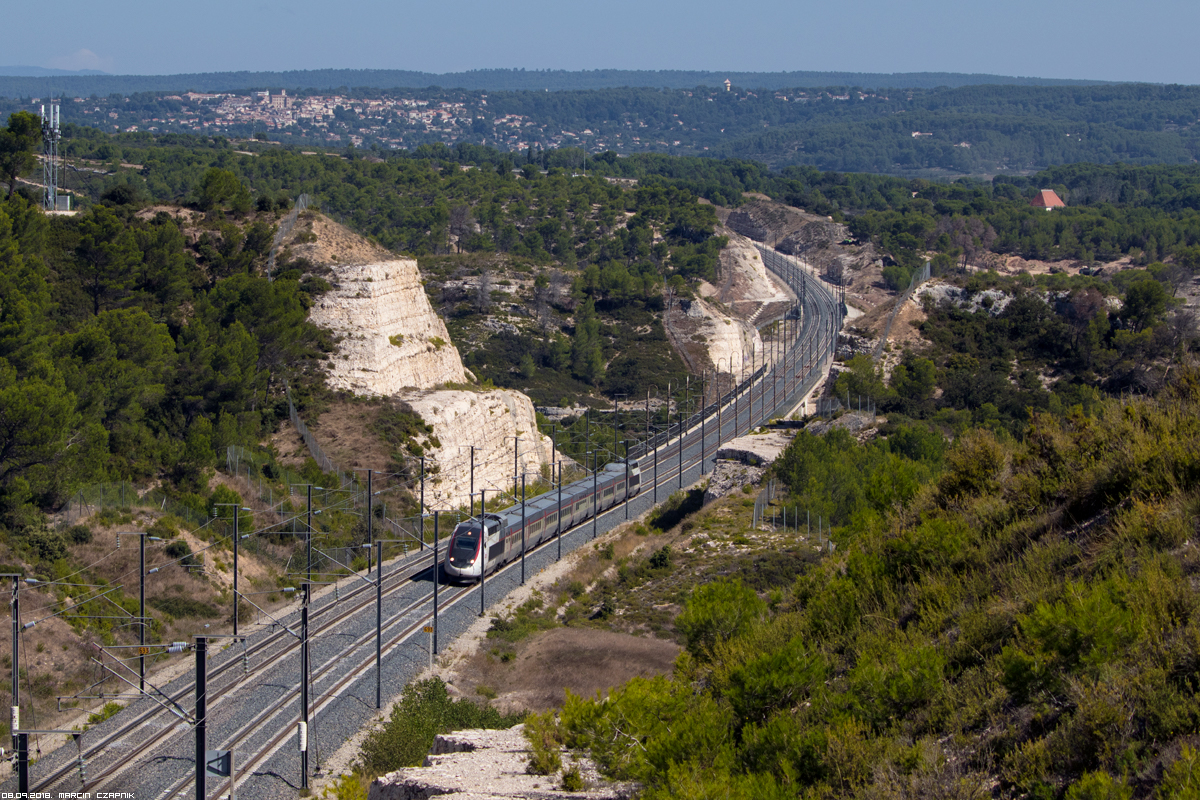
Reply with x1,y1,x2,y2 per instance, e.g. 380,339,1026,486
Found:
309,259,467,394
687,298,763,376
298,215,556,505
703,430,793,504
725,201,791,242
405,389,557,510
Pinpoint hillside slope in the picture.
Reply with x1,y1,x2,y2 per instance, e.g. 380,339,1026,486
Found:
283,213,556,509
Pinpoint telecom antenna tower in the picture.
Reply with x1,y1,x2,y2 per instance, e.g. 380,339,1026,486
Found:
40,102,63,212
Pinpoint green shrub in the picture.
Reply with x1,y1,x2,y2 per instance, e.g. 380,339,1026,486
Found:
676,578,766,660
725,635,828,729
147,515,182,539
149,595,220,618
1065,771,1132,800
560,675,735,783
164,540,201,569
524,711,563,775
321,774,367,800
86,701,124,727
1159,745,1200,799
848,634,947,726
358,679,523,777
94,508,133,527
560,766,584,791
25,529,67,561
67,525,93,545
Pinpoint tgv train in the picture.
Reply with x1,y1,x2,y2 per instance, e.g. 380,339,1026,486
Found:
444,459,642,582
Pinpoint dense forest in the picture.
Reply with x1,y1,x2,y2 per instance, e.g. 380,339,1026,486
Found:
2,82,1196,176
10,119,1200,415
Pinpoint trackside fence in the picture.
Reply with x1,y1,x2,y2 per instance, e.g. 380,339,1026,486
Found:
873,260,931,361
267,193,310,279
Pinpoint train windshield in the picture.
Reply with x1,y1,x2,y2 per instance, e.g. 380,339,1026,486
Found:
452,524,480,558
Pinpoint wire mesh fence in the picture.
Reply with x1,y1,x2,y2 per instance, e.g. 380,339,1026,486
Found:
61,482,210,528
873,260,932,361
285,383,360,491
266,193,310,279
811,394,877,421
751,478,837,553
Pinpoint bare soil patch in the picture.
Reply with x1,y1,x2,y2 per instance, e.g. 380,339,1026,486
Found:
134,205,200,224
973,252,1135,277
282,213,395,266
269,421,308,468
462,627,679,714
289,398,395,473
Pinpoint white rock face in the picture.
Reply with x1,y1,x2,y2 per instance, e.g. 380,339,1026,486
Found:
716,230,794,306
307,256,555,506
694,298,764,376
309,260,467,394
405,389,557,509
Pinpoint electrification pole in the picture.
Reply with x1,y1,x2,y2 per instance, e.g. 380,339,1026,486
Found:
479,490,487,617
300,584,309,789
520,476,526,585
433,512,439,654
375,540,382,709
196,635,208,800
306,485,313,585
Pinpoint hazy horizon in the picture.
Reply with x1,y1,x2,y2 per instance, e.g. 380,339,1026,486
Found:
3,0,1196,86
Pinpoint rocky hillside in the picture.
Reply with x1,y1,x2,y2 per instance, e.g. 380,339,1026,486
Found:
720,195,884,308
286,214,556,507
309,258,468,393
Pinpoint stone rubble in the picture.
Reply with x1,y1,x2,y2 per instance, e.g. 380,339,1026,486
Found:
702,429,795,503
367,726,636,800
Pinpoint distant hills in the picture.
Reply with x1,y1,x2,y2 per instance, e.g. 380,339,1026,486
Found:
0,67,1117,98
0,65,109,78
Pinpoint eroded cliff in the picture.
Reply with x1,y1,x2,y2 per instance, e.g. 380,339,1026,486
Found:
308,259,467,393
293,214,555,505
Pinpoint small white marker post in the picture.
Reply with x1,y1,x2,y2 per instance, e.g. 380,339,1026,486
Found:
424,625,434,671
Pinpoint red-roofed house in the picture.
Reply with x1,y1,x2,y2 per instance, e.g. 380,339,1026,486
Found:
1030,189,1066,210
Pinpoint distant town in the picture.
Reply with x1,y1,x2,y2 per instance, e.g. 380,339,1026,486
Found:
25,85,893,155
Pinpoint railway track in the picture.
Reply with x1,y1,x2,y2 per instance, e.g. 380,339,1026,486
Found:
27,547,440,794
7,245,841,799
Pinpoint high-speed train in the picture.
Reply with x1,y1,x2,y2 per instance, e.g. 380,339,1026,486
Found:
444,459,641,582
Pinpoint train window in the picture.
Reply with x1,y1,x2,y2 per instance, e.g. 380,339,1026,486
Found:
547,512,558,525
602,487,613,499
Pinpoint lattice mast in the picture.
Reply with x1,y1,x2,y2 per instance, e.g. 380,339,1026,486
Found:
40,102,60,211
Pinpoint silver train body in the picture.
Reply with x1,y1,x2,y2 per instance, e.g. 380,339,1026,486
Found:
444,460,641,582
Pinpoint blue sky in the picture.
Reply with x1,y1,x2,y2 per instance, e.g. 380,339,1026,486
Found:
6,0,1197,84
